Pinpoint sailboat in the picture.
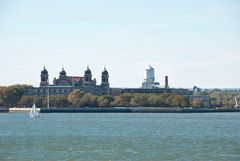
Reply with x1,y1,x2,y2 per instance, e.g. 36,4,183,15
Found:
29,103,40,118
234,97,239,108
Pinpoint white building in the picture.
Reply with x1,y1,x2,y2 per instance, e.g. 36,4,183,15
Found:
142,65,160,88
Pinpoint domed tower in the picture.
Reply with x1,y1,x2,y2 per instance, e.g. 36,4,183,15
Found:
40,66,49,86
101,67,109,87
84,66,92,82
59,67,67,78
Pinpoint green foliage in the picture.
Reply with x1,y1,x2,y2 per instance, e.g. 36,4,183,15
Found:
68,90,98,107
0,84,32,107
192,98,202,108
111,93,133,107
210,91,240,107
148,95,164,107
97,95,113,107
130,94,149,107
66,91,192,108
108,93,189,108
18,96,35,107
34,96,45,107
67,89,84,107
45,96,70,108
77,93,97,107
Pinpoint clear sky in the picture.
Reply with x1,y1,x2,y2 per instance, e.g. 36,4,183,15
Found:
0,0,239,88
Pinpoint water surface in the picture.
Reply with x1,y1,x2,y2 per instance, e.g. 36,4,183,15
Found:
0,113,239,161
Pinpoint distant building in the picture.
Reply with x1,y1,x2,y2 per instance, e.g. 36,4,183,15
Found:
142,65,160,88
26,65,193,97
24,66,211,107
26,66,110,96
121,88,193,95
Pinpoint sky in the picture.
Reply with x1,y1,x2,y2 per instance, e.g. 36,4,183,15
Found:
0,0,239,88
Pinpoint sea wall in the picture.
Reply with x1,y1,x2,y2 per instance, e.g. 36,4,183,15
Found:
40,107,240,113
0,108,9,113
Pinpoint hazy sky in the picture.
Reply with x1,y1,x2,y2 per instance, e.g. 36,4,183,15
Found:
0,0,239,88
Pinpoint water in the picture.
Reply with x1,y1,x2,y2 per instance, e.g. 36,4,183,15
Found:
0,113,239,161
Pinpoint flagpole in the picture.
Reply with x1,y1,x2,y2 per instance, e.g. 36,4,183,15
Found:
47,80,50,109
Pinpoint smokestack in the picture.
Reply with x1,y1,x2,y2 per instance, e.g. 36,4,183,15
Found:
165,76,169,89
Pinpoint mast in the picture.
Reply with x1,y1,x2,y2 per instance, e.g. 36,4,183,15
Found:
47,80,50,109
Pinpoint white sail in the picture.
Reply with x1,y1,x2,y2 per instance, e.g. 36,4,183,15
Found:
234,97,238,108
29,103,40,118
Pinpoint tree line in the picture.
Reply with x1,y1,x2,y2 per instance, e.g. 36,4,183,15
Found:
67,90,190,108
1,84,239,108
0,85,192,108
197,89,240,108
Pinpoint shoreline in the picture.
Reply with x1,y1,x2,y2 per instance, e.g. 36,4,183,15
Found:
40,107,240,113
1,107,239,113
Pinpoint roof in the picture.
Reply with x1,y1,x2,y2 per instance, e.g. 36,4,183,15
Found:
68,76,84,82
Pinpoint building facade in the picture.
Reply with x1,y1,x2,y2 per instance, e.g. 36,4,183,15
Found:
24,66,210,107
25,66,110,96
26,66,194,97
142,65,160,88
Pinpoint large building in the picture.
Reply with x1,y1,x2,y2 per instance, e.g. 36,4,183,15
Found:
26,66,192,97
26,66,110,96
24,66,210,107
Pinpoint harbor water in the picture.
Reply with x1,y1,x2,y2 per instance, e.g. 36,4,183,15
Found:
0,113,239,161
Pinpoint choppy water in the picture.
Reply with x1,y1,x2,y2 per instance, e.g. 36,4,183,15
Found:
0,113,239,161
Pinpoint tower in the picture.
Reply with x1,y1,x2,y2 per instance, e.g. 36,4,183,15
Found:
144,65,155,83
40,66,49,86
165,76,169,89
142,65,157,88
84,66,92,82
101,67,109,87
59,67,67,78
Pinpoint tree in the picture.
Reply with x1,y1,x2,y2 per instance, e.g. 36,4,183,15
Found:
111,93,133,107
97,95,114,107
43,96,70,108
131,94,149,107
192,98,202,108
147,95,164,107
68,89,84,107
79,93,92,107
0,86,6,107
34,96,45,107
97,96,108,107
171,95,189,107
0,84,32,107
18,96,35,107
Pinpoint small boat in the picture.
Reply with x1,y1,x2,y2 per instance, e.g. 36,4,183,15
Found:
235,97,239,108
29,103,40,118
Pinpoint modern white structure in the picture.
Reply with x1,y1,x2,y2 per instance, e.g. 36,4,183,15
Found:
144,65,155,83
142,65,160,88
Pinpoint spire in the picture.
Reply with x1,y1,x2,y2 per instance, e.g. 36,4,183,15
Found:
60,66,66,76
40,65,49,86
41,65,48,75
102,66,108,75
